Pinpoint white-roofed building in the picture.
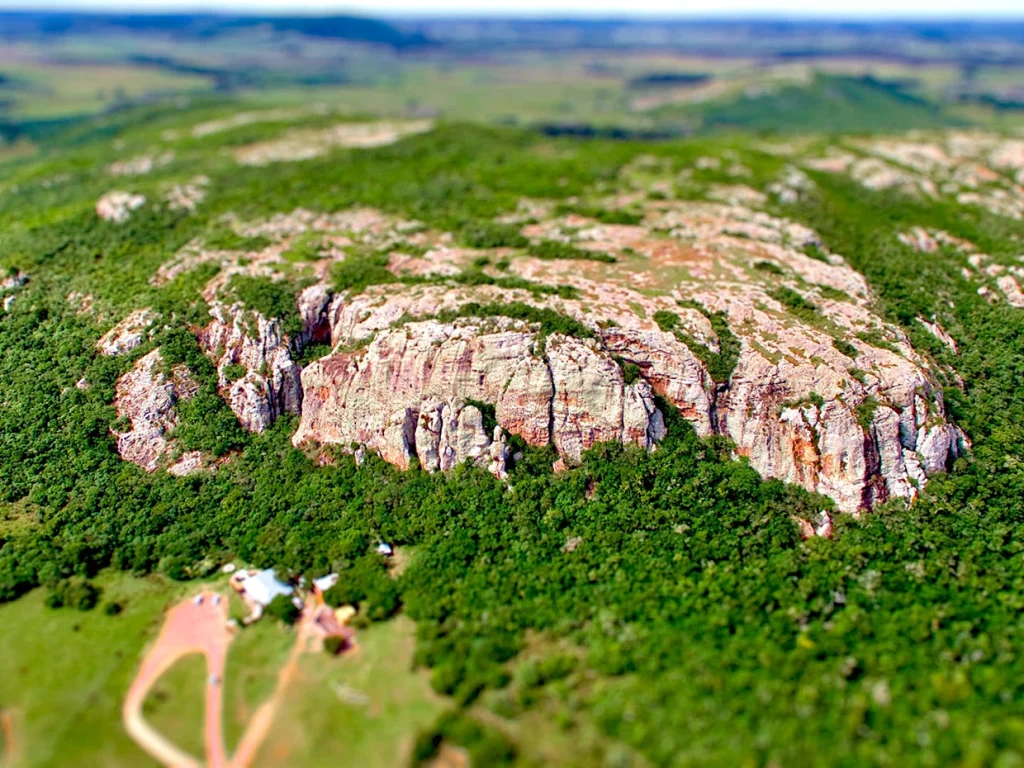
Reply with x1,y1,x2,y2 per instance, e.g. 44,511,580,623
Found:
238,568,293,608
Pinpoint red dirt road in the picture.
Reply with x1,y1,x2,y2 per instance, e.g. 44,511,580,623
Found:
124,592,325,768
1,709,16,767
122,592,231,768
228,605,314,767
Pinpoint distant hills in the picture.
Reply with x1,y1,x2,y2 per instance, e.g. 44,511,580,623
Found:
0,11,426,48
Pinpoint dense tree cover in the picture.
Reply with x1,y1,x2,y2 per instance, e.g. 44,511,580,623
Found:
225,274,306,337
674,74,962,135
2,114,1024,766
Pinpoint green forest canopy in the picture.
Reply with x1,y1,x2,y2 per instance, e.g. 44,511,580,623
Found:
0,112,1022,765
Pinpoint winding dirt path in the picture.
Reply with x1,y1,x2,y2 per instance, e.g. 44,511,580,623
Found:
124,593,317,768
227,607,313,767
122,592,230,768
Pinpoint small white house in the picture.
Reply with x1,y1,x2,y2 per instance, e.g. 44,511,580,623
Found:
239,568,293,608
313,573,339,593
376,542,394,557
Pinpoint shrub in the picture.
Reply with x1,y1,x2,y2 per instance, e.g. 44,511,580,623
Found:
265,593,300,625
768,286,820,321
222,363,247,382
225,275,302,336
528,239,616,263
459,222,529,249
330,251,395,295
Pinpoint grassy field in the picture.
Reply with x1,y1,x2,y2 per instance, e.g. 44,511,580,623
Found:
140,653,207,759
0,60,212,121
0,571,189,768
253,615,448,768
1,28,1016,134
222,612,296,751
0,562,441,767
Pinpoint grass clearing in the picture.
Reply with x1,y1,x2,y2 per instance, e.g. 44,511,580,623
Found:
140,652,207,759
0,61,212,120
253,615,447,768
0,571,191,767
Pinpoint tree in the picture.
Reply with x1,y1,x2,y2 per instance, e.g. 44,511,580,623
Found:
264,594,299,625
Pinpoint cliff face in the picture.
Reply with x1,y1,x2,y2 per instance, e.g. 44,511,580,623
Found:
131,136,996,512
280,196,967,513
196,302,302,433
293,320,666,474
111,348,198,472
292,286,962,512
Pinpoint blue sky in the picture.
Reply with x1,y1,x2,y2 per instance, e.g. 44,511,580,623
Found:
9,0,1024,16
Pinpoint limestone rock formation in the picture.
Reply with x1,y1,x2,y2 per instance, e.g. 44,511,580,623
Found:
284,195,967,512
168,450,210,477
197,302,302,432
97,308,157,356
112,349,198,472
140,152,981,513
293,319,666,473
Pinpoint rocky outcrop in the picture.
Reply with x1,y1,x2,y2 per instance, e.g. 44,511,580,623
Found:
997,275,1024,308
1,270,27,312
283,194,967,512
234,120,434,166
108,152,173,177
97,308,157,356
918,317,959,354
165,175,209,212
140,182,972,512
293,301,964,512
793,510,834,540
168,450,210,477
112,349,198,472
292,320,666,472
197,302,302,432
96,190,145,223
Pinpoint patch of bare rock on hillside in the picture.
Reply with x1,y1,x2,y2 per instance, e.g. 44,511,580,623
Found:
112,349,200,472
196,302,302,433
806,134,1024,220
234,120,434,166
97,308,158,356
96,190,146,223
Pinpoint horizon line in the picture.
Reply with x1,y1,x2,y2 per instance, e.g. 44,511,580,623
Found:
1,4,1023,21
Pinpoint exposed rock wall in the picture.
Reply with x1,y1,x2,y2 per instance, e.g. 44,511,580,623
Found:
112,349,198,472
293,284,964,512
292,320,666,474
197,302,302,432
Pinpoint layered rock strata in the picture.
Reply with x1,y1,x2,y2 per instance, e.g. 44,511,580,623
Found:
293,320,666,477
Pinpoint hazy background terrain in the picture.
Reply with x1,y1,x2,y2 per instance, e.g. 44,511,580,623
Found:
0,8,1022,156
